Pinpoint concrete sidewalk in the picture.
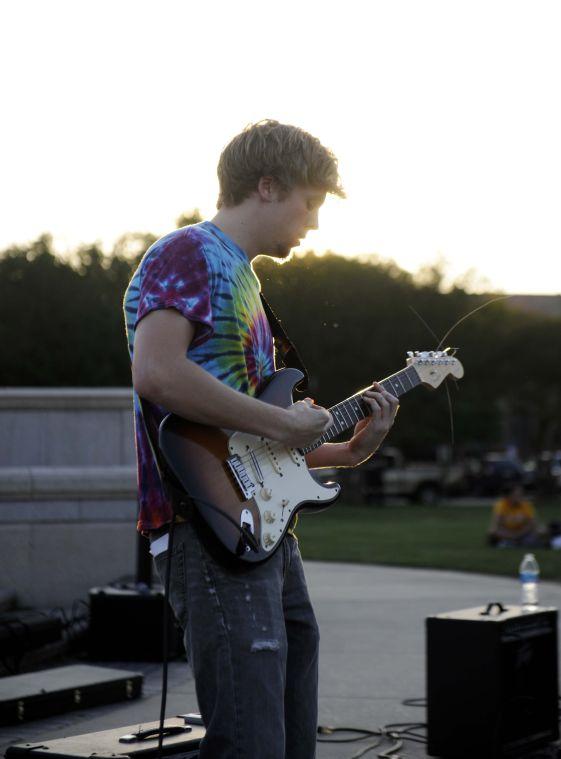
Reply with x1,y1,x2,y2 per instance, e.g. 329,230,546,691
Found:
1,562,560,758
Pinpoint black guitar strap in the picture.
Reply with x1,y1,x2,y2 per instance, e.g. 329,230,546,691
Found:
259,292,309,393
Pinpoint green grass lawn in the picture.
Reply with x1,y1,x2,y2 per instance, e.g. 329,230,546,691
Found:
295,498,561,582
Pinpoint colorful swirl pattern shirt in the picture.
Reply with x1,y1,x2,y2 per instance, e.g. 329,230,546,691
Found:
123,221,275,532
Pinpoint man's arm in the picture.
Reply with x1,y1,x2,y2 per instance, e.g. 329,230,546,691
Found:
132,308,332,448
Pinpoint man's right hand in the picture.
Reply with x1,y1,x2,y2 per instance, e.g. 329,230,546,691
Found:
280,398,333,448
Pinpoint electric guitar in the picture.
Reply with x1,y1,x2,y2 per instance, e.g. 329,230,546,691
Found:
159,349,464,562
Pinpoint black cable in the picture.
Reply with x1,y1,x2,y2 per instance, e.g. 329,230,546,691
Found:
351,737,389,758
401,698,426,707
317,726,383,743
318,725,426,759
190,493,259,553
384,723,427,745
70,598,90,620
318,693,561,758
48,601,89,648
48,606,69,628
157,516,176,759
317,703,431,759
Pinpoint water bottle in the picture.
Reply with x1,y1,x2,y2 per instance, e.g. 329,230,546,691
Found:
519,553,539,609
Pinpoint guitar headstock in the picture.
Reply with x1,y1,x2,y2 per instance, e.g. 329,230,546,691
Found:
407,348,464,389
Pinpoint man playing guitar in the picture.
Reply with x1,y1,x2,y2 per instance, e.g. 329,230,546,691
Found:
124,120,399,759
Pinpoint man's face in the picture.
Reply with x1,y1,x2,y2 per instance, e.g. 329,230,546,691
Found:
264,185,326,260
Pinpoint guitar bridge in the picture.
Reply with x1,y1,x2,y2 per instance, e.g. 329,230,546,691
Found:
226,455,256,500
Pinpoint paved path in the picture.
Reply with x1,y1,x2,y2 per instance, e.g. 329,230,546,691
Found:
1,562,560,758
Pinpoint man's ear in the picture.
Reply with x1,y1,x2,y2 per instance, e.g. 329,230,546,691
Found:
256,176,282,203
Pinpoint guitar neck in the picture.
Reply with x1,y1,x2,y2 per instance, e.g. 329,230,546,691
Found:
301,365,421,453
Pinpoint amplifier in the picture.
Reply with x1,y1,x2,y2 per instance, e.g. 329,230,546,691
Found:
427,603,559,758
88,585,184,661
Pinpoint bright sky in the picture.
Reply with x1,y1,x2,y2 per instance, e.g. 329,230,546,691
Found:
1,0,560,294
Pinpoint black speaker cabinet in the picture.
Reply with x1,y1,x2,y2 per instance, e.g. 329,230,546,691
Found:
88,585,184,661
427,604,559,758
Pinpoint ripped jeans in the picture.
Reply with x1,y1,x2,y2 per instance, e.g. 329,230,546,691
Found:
153,519,320,759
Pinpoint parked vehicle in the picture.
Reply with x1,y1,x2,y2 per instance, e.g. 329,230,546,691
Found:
469,454,528,496
523,451,561,495
360,447,467,504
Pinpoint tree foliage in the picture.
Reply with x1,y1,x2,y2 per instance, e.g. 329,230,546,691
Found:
256,254,561,456
1,223,559,456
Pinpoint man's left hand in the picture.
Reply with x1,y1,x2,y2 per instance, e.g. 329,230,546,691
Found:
348,382,399,465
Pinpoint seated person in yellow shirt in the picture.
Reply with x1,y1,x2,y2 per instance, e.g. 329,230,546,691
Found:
488,481,542,547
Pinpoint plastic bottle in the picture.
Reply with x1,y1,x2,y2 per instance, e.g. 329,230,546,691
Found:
519,553,539,609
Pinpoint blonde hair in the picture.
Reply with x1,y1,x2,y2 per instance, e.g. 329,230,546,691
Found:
216,120,345,208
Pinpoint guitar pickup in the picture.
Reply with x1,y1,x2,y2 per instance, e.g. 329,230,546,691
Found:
264,441,283,475
287,447,305,466
226,455,256,500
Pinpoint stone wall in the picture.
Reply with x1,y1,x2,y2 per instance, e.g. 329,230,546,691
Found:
0,389,139,608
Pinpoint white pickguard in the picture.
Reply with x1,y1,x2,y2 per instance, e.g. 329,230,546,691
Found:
227,432,340,552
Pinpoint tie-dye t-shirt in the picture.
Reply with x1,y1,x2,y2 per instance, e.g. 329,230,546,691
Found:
124,221,275,532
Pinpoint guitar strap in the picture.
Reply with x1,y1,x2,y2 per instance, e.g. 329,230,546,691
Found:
259,292,309,392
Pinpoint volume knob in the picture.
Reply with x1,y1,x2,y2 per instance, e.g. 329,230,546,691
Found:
260,487,273,500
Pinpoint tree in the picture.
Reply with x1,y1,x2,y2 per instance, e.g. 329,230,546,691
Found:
2,234,560,454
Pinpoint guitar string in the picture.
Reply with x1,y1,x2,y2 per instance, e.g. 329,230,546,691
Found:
235,408,363,466
408,297,508,455
436,294,512,351
236,441,306,472
409,305,457,454
235,389,389,480
234,366,434,469
231,395,371,465
233,372,412,465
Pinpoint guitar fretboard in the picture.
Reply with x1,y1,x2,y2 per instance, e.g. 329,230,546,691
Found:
301,365,421,453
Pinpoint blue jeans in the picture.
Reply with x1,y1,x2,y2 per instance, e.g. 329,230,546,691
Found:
153,520,320,759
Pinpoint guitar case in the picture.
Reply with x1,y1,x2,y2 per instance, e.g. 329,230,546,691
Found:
6,717,204,759
0,664,142,726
